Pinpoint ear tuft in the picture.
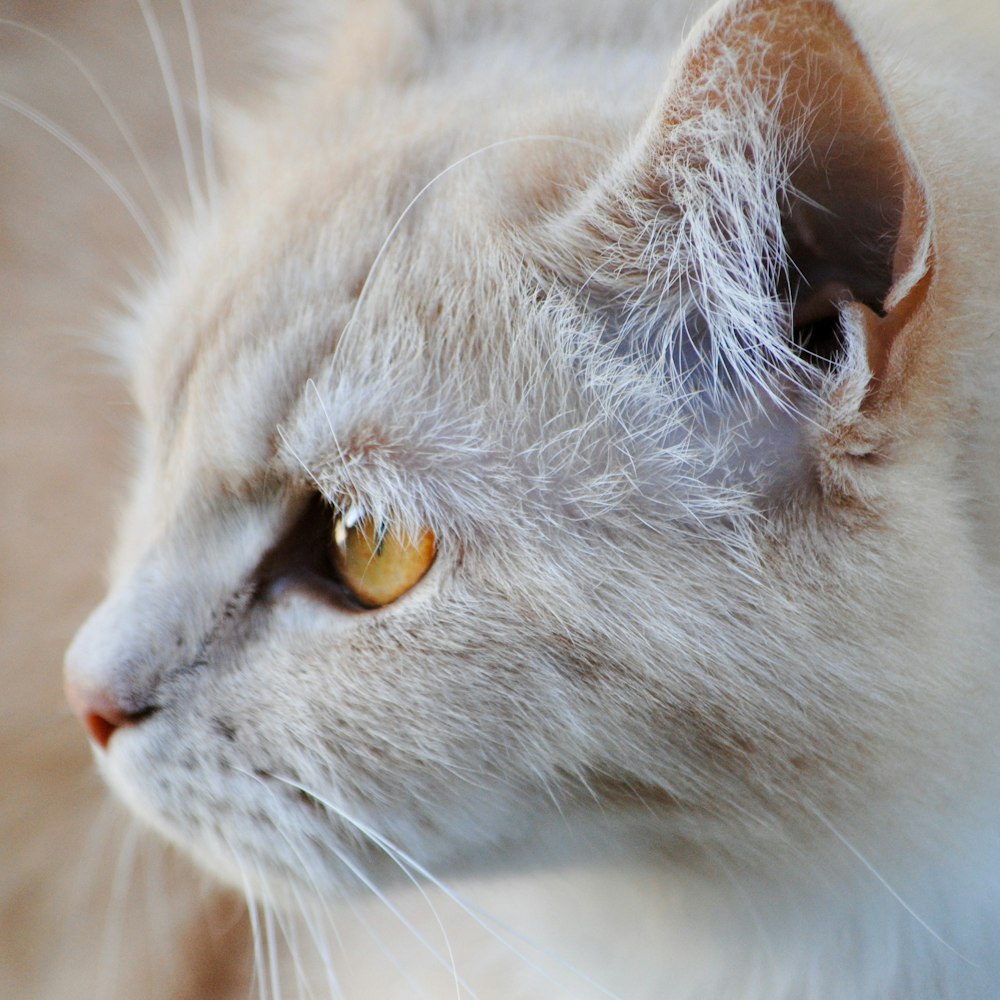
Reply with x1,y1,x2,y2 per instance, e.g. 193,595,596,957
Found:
680,0,934,395
555,0,934,416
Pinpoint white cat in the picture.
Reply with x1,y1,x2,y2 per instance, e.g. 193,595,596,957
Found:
58,0,1000,996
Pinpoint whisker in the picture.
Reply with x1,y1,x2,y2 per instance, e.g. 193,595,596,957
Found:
304,797,466,1000
334,133,604,364
0,93,164,259
803,799,979,968
0,18,172,218
275,423,325,493
259,876,284,1000
63,797,121,996
136,0,203,211
178,0,218,205
285,878,342,999
381,854,463,1000
139,833,172,979
307,378,351,489
262,806,418,999
97,816,142,998
702,842,780,977
67,795,106,880
339,889,436,1000
258,804,345,999
237,767,479,997
265,771,619,998
359,826,616,999
308,893,351,999
278,910,304,1000
228,842,269,1000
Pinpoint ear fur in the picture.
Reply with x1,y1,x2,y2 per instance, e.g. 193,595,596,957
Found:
698,0,935,398
556,0,933,427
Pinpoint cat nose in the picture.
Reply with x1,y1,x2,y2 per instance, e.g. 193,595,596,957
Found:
64,590,163,750
64,677,138,749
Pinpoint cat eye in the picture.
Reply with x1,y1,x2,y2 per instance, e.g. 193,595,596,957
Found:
329,513,436,608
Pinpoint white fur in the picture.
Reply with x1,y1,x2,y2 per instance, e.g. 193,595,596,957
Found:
60,0,1000,996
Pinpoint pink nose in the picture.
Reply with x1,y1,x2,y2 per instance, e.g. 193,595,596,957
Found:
64,679,136,750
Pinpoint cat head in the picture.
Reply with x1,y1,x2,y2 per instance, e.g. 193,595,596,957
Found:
65,0,978,894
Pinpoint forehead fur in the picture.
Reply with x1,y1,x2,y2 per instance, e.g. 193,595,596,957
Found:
124,44,738,534
122,4,825,555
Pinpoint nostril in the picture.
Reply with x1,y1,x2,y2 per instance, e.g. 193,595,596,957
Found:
65,679,154,750
84,711,121,750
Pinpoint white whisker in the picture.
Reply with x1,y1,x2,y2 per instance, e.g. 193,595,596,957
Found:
178,0,217,205
0,93,163,259
285,879,341,999
328,869,458,997
339,889,435,1000
257,796,345,998
137,0,203,211
315,803,465,1000
229,842,269,1000
97,817,141,998
276,423,325,493
0,18,172,218
336,133,604,361
261,883,284,1000
307,378,353,498
139,833,173,978
266,771,619,998
237,766,479,998
803,800,979,968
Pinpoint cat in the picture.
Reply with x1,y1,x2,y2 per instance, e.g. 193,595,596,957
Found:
50,0,1000,996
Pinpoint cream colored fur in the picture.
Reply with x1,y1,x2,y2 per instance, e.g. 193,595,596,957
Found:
7,0,1000,997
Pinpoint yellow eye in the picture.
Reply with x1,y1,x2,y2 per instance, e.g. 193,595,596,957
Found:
329,514,436,608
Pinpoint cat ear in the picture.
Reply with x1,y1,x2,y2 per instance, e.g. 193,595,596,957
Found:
711,0,933,401
565,0,933,413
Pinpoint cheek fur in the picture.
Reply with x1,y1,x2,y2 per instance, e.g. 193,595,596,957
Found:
43,0,1000,995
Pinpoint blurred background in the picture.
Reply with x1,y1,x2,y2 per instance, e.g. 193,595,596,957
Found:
0,2,263,995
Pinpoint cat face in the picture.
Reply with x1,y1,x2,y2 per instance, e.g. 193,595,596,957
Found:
64,0,981,898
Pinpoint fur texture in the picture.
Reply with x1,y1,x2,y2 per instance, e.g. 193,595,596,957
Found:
26,0,1000,996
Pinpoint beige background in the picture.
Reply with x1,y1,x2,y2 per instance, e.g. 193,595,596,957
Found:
0,3,264,995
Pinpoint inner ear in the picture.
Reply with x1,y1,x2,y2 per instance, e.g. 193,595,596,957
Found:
747,0,935,382
659,0,934,389
782,149,906,370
